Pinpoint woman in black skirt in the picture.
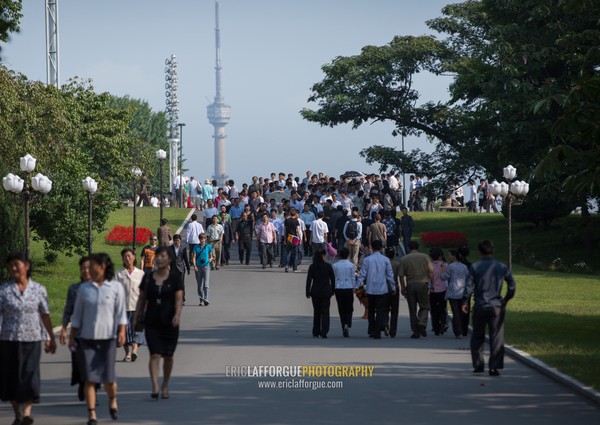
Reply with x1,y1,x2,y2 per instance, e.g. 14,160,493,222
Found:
0,252,57,425
69,253,127,425
134,246,183,400
305,249,336,338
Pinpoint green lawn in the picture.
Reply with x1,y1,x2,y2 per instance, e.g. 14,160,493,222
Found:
413,211,600,390
29,206,192,328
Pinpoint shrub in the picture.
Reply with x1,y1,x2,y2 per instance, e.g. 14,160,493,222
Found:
420,231,468,248
501,196,574,229
105,225,153,245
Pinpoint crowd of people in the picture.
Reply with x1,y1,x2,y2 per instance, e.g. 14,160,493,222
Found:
0,170,516,425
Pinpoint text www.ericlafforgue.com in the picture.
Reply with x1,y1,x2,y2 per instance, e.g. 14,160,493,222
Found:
257,379,343,390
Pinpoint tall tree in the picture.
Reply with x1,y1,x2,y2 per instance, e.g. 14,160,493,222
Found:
0,0,22,61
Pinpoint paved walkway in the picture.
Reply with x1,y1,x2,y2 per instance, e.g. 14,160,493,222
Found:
1,220,599,424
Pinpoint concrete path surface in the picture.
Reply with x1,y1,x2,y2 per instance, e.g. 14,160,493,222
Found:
1,236,599,424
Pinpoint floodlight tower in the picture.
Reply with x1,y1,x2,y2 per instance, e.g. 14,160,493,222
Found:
207,1,231,187
45,0,60,88
165,55,180,188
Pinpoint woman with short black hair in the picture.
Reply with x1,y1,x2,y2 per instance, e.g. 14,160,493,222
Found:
305,249,336,338
69,253,127,425
0,252,57,425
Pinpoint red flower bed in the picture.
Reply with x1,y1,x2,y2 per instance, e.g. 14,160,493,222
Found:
105,225,153,245
420,231,468,248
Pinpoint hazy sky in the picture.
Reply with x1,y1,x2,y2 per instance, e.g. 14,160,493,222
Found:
3,0,451,185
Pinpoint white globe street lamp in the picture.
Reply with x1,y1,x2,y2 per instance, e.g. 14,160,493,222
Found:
131,167,143,254
82,176,98,256
156,149,167,221
490,165,529,270
2,154,52,259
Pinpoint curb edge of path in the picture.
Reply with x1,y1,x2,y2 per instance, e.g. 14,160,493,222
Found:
504,343,600,407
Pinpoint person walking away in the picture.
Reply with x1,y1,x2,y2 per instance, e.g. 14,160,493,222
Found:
310,211,328,255
429,247,448,335
441,249,470,338
157,218,173,248
462,240,516,376
140,235,159,273
69,253,127,425
116,249,146,362
306,249,336,338
206,215,224,270
343,210,362,270
399,241,433,339
191,234,213,306
133,247,183,399
0,252,57,425
332,247,357,337
300,203,316,257
356,240,395,339
400,207,414,254
168,234,190,304
284,209,301,272
218,211,234,266
384,247,401,337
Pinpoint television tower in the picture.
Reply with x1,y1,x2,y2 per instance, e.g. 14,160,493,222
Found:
207,1,231,187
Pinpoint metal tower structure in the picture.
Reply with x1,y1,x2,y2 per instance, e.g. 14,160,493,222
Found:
207,1,231,187
45,0,60,88
165,55,180,189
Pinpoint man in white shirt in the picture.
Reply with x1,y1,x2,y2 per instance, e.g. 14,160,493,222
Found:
186,214,205,264
311,212,328,253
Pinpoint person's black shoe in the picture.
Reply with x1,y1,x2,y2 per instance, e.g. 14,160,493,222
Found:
374,334,382,339
389,332,396,338
489,369,500,376
343,324,349,337
383,326,389,337
419,327,427,337
410,333,420,339
151,393,159,400
473,367,484,374
21,417,34,425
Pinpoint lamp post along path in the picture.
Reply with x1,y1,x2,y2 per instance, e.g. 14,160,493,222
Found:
2,154,52,259
132,167,142,254
82,177,98,256
156,149,167,221
490,165,529,270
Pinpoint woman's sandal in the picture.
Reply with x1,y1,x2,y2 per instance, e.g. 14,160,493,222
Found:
108,398,118,420
87,408,97,425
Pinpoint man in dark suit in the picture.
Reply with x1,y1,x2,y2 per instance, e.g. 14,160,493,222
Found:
169,234,191,303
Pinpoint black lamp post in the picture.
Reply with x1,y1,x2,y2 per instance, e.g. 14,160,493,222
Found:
132,167,142,254
82,177,98,256
2,154,52,259
178,122,186,208
156,149,167,221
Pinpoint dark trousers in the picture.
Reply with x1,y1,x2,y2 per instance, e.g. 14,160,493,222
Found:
260,242,274,266
311,296,331,337
367,294,389,337
402,233,411,254
387,290,400,336
238,237,252,264
303,229,313,256
429,291,448,334
406,282,430,333
449,299,469,337
221,242,231,265
334,289,354,330
471,305,506,371
173,269,186,301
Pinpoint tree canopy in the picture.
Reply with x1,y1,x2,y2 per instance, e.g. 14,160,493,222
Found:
0,66,141,267
301,0,600,206
0,0,22,61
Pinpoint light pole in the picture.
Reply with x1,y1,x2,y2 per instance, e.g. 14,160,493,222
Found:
156,149,167,221
402,134,406,208
82,176,98,256
132,167,142,254
489,165,529,270
178,122,186,208
2,154,52,259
